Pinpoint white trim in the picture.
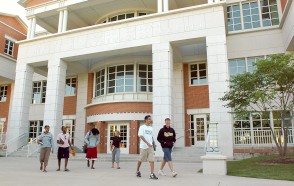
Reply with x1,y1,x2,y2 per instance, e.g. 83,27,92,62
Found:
188,62,208,86
87,113,151,123
0,53,17,62
4,35,17,42
0,118,6,122
187,108,210,115
62,115,76,120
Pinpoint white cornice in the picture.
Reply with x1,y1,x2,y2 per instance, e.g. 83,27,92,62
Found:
87,112,151,123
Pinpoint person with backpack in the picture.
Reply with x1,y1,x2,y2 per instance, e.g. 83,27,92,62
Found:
84,123,100,169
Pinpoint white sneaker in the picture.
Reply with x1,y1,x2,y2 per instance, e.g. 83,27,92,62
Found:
172,171,177,177
158,170,166,176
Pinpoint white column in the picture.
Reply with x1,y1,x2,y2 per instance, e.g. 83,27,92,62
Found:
29,17,36,39
44,58,67,148
58,10,64,33
157,0,163,13
62,9,68,32
206,35,233,158
7,63,34,153
152,42,173,156
163,0,169,12
27,18,33,39
75,74,88,150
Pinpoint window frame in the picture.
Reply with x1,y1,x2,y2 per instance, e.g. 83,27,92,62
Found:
229,56,265,77
4,37,15,56
189,62,208,86
32,81,47,104
0,85,8,102
65,77,77,96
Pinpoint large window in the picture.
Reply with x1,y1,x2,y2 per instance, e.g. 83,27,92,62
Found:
137,64,152,92
94,64,152,97
4,38,14,56
102,12,150,23
65,77,77,96
108,65,134,93
229,56,264,77
227,0,279,32
190,63,207,85
0,85,8,102
32,81,46,104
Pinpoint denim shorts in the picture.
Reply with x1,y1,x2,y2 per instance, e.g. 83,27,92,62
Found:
162,148,172,162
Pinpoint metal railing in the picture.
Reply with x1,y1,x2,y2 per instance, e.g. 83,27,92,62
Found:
204,123,220,153
233,127,294,146
5,132,29,157
27,135,41,157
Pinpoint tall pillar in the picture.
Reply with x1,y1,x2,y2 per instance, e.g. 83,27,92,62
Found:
62,9,68,32
43,58,67,148
7,63,34,153
206,35,233,158
157,0,163,13
74,74,88,150
30,17,36,39
27,18,32,39
152,42,173,156
58,10,64,33
163,0,169,12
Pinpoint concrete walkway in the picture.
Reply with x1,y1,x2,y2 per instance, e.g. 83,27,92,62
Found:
0,157,293,186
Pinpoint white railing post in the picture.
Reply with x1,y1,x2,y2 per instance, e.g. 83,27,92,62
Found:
205,123,220,153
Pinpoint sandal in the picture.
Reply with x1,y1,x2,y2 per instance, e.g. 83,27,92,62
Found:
117,167,120,169
64,169,70,172
56,169,60,171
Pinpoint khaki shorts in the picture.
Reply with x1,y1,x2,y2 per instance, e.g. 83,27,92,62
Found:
139,147,155,162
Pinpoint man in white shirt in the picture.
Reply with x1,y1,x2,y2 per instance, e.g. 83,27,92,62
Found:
56,126,73,171
136,115,158,180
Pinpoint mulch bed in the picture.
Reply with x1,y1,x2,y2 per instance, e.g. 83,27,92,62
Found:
260,157,294,164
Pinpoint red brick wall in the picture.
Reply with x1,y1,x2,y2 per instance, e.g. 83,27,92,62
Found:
129,120,140,154
0,85,12,133
87,73,94,104
63,81,78,115
86,102,152,116
280,0,288,12
96,121,107,153
183,64,210,146
0,16,26,60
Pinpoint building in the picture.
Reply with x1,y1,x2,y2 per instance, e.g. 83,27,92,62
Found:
4,0,294,158
0,12,27,147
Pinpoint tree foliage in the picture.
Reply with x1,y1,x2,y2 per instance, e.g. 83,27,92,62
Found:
220,54,294,156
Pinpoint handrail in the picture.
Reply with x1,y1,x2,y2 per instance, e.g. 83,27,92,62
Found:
5,132,29,157
27,135,41,157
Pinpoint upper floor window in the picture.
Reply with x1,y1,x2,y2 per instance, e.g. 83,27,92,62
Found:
190,63,207,85
100,12,150,24
4,37,15,56
229,56,264,77
65,77,77,96
32,81,46,104
0,85,8,102
227,0,279,32
94,64,152,97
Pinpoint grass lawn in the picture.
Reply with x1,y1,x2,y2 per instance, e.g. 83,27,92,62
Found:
227,154,294,181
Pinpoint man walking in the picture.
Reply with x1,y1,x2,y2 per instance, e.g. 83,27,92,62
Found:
38,125,53,172
157,118,177,177
136,115,158,179
56,126,73,171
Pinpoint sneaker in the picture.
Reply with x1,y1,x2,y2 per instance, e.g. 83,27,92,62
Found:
150,173,158,180
158,170,166,176
172,171,178,177
136,171,141,177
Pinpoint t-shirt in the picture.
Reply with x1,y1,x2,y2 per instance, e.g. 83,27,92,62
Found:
38,132,53,148
111,136,122,148
138,124,153,149
57,133,70,148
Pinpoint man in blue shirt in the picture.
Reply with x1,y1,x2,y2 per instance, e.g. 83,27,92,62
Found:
37,125,53,172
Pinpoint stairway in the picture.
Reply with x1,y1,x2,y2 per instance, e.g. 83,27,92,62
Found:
171,147,206,163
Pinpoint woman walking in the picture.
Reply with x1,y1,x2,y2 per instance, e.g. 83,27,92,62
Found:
37,125,53,172
110,131,122,169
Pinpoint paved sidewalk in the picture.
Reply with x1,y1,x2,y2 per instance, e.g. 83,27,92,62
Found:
0,157,293,186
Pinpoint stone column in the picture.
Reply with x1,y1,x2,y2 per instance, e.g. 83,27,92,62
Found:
152,42,173,156
74,74,88,150
157,0,163,13
43,58,67,149
206,35,233,158
58,10,64,33
163,0,169,12
31,17,36,39
62,9,68,32
27,18,32,39
7,63,34,153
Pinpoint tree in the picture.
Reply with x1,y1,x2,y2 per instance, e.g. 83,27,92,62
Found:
221,54,294,156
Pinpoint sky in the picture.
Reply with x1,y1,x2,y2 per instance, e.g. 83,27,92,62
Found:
0,0,28,24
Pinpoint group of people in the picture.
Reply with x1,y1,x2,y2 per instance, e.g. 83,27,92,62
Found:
37,115,178,179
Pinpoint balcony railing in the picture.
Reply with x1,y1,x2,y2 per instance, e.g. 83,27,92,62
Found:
233,127,294,146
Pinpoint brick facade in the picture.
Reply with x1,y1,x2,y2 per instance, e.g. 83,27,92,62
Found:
183,64,210,146
26,0,53,8
0,85,11,133
129,120,140,154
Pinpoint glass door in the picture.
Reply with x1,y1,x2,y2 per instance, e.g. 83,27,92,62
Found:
190,115,208,147
62,120,75,144
107,123,129,154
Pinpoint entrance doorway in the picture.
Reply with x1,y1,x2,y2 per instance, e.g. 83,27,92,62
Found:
107,123,129,154
190,115,208,146
62,120,75,144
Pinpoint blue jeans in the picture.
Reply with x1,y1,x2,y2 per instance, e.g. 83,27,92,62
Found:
162,148,172,162
112,147,120,163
